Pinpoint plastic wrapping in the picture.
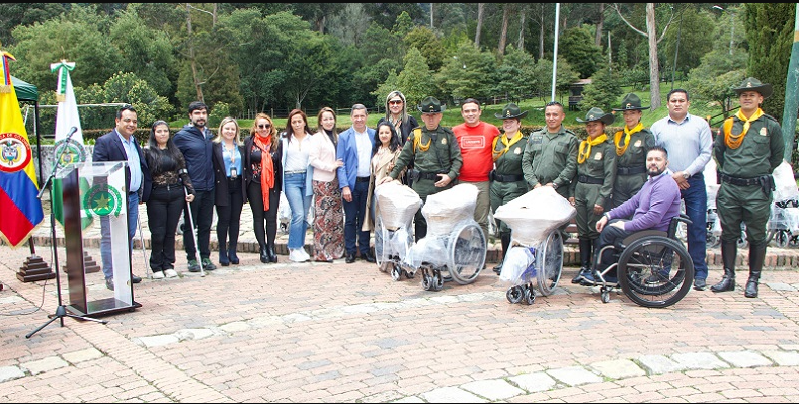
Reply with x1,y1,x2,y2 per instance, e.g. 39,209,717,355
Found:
421,183,478,237
704,159,719,210
493,186,576,246
499,246,537,285
375,181,422,231
769,204,799,233
406,233,449,267
773,160,799,203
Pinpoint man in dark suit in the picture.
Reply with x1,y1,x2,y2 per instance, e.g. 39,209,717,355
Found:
92,105,152,290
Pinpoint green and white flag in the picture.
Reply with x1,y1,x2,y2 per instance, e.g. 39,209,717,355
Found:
50,60,90,229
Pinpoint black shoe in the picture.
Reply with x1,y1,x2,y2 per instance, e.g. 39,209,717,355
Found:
346,252,356,263
131,274,142,283
105,277,114,291
187,259,200,272
267,245,277,263
363,251,376,263
228,249,239,265
571,267,589,284
202,257,216,271
219,252,230,267
259,247,269,263
693,278,707,291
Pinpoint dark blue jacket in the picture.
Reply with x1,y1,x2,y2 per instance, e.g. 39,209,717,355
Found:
92,129,152,203
174,125,215,191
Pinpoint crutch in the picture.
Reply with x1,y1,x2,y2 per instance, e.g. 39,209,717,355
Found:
184,186,205,277
136,209,152,279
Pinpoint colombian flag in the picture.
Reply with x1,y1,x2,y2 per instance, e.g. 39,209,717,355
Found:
0,50,44,247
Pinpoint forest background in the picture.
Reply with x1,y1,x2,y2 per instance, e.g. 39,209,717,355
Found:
2,2,797,166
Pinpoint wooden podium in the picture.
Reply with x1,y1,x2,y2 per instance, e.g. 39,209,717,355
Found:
60,162,140,317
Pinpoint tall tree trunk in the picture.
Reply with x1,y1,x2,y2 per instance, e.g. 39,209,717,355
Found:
595,3,604,46
498,5,509,55
475,3,484,47
539,5,545,60
186,3,204,103
646,3,661,110
212,3,217,26
430,3,433,29
517,6,526,50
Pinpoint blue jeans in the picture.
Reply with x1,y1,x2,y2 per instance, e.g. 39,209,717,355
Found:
343,179,370,255
682,174,708,280
284,172,312,249
100,192,139,279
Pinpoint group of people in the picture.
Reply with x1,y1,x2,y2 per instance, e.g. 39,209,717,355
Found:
95,77,786,300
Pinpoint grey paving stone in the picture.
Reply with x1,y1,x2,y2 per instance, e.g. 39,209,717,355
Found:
767,282,796,292
718,351,773,367
460,379,525,401
174,328,215,341
590,359,647,379
421,387,488,403
62,348,103,364
219,321,250,333
509,372,557,392
0,366,25,383
546,366,603,386
20,356,69,375
671,352,730,370
391,396,425,403
138,334,180,348
761,350,799,366
637,354,687,375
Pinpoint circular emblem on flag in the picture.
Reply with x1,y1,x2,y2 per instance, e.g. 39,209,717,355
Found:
53,138,86,166
0,132,32,173
83,183,124,217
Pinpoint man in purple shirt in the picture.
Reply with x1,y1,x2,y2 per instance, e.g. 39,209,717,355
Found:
580,146,682,284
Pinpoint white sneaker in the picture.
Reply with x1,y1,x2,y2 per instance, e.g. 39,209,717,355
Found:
298,248,311,261
289,249,309,262
164,269,178,278
152,270,165,279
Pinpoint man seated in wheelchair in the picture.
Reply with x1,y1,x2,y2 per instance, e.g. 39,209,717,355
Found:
580,146,682,285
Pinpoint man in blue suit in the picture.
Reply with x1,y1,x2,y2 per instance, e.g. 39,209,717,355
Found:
92,105,152,290
336,104,376,263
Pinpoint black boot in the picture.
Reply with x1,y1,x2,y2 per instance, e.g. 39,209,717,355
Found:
228,241,239,265
267,241,277,263
572,239,592,283
259,244,269,263
493,234,511,275
745,244,766,298
219,241,230,266
711,241,737,293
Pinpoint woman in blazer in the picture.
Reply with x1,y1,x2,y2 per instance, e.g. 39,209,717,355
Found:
212,117,246,266
363,121,403,232
308,107,345,262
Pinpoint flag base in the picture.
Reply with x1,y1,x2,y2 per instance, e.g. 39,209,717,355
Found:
17,254,55,282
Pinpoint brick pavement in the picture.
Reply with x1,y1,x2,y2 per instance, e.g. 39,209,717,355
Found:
2,227,799,402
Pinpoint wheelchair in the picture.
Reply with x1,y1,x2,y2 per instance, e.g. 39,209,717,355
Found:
503,229,564,305
587,214,695,308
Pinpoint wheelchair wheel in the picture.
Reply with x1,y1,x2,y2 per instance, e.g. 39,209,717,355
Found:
523,286,536,305
775,230,790,248
536,230,564,297
446,222,486,285
374,216,389,268
618,236,694,308
506,286,524,304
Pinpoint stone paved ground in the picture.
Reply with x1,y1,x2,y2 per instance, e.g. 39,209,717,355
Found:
2,226,799,402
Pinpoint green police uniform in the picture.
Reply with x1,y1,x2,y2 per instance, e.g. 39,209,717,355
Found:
610,127,655,209
570,137,617,240
522,126,578,199
710,77,786,298
489,131,528,237
389,126,463,240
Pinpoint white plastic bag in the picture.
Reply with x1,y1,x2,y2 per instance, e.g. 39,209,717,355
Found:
704,159,719,210
422,183,478,237
773,160,799,203
493,186,576,246
499,246,537,285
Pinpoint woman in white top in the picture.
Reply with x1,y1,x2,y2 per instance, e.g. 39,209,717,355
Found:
308,107,345,262
281,108,315,262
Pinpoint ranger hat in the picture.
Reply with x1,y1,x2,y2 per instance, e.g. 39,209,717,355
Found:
417,96,446,113
612,93,650,111
494,103,529,120
731,77,773,99
576,107,615,125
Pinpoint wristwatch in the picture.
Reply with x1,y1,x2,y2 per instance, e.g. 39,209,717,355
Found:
682,171,691,180
551,182,559,190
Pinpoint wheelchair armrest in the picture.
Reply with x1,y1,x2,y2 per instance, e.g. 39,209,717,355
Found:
618,230,668,249
667,214,692,238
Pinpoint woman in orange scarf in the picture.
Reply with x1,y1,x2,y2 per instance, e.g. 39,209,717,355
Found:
244,113,283,263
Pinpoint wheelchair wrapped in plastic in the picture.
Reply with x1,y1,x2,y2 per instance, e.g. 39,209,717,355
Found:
374,182,486,291
493,186,575,305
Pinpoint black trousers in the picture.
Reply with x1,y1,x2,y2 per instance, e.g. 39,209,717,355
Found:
183,188,215,260
216,177,244,251
594,219,633,273
247,180,280,250
147,184,185,271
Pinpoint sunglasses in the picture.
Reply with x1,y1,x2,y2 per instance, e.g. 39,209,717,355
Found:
389,100,403,105
257,124,271,129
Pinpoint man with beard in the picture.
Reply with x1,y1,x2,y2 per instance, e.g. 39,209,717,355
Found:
174,101,216,272
584,147,682,283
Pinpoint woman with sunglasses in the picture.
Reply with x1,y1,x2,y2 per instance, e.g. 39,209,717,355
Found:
378,91,418,186
307,107,345,262
244,113,283,263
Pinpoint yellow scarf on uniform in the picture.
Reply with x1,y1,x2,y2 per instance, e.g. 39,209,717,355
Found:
614,123,643,156
578,134,608,164
724,108,764,149
492,130,524,161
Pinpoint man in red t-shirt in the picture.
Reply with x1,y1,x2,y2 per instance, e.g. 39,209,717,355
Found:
452,98,500,241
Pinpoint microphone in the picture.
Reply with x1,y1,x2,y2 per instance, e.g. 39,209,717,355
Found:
65,126,78,140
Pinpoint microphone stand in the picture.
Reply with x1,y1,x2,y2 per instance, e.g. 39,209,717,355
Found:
26,128,107,339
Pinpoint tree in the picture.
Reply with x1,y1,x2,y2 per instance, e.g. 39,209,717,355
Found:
493,46,537,99
103,72,173,126
395,47,435,107
559,25,604,79
404,26,446,71
531,56,580,96
498,5,510,55
662,6,715,81
436,41,497,102
612,3,678,110
0,3,66,47
475,3,484,47
578,67,623,113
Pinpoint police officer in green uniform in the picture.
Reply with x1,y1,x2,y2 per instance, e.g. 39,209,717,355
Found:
522,101,578,199
711,77,785,298
489,103,529,274
383,96,463,241
569,107,618,284
610,93,656,210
